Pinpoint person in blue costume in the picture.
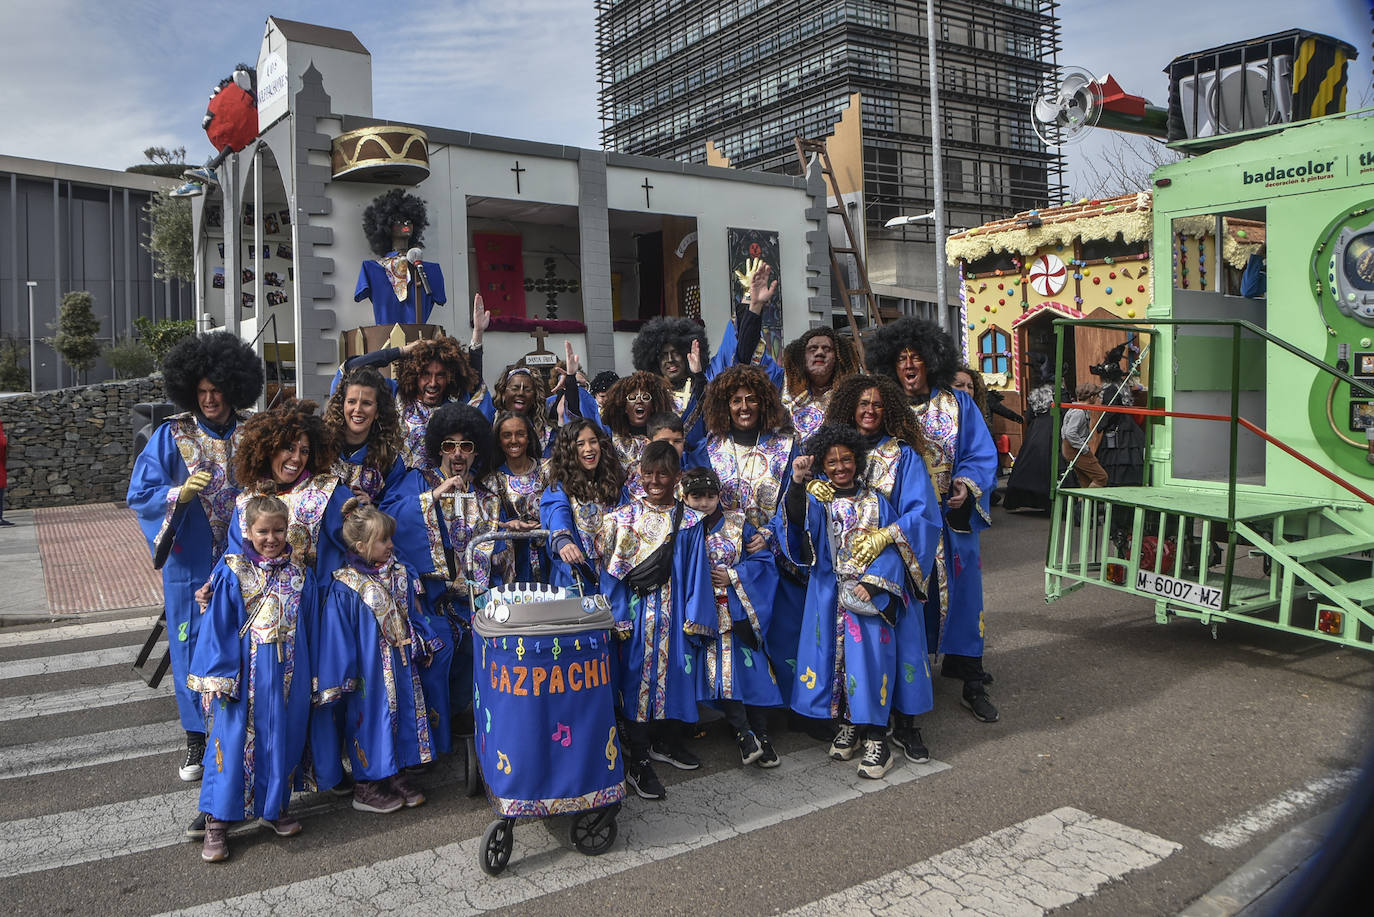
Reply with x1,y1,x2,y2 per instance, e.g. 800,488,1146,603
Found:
869,317,1001,724
354,188,446,325
493,365,556,458
595,441,715,801
387,403,506,754
823,374,942,763
580,370,675,494
540,418,628,591
779,424,911,780
127,330,263,792
680,467,783,769
315,500,436,816
189,495,315,862
629,262,783,449
484,411,549,582
324,367,407,506
335,295,495,469
781,326,861,441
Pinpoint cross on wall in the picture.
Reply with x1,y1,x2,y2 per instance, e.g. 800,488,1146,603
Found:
511,161,527,194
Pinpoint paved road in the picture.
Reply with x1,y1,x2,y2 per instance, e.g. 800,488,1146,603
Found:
0,506,1369,915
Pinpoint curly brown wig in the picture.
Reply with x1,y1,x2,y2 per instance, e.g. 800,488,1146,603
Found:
162,331,264,412
548,418,626,506
493,364,549,435
324,366,402,479
601,371,674,437
233,399,337,488
867,317,959,393
703,364,793,436
803,423,870,480
362,188,428,256
782,327,860,397
824,374,928,455
396,337,479,403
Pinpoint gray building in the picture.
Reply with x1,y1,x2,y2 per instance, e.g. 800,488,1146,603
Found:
596,0,1064,326
0,156,194,390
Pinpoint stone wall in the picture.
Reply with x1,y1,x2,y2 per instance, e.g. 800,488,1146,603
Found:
0,377,167,508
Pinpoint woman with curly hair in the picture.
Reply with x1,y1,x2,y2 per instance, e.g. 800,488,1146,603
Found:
823,373,942,761
539,418,627,589
492,364,555,457
590,370,674,493
354,188,447,324
484,411,550,582
339,295,495,470
778,424,909,779
867,317,1000,723
324,366,407,506
781,326,860,440
127,330,263,788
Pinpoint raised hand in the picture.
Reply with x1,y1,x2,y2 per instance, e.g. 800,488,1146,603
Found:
748,261,777,312
564,340,581,379
688,338,703,375
791,454,815,484
177,470,213,504
472,293,491,345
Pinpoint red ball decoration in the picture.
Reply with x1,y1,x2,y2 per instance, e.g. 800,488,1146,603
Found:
999,298,1005,305
1137,284,1145,292
1125,296,1132,304
1109,272,1116,279
1092,276,1101,285
984,305,991,311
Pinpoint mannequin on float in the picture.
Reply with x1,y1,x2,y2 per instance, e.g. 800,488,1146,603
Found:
355,189,447,325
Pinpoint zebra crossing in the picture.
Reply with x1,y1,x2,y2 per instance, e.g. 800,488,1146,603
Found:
1,611,1198,914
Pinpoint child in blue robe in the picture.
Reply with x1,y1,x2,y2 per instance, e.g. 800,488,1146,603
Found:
315,500,436,815
189,495,315,862
540,419,630,591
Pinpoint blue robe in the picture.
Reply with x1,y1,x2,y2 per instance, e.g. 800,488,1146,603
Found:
697,513,782,708
486,461,550,583
911,389,998,658
779,485,911,727
225,475,350,588
333,445,408,506
313,559,437,787
127,411,246,731
355,255,447,324
596,499,715,724
539,482,627,590
189,550,314,822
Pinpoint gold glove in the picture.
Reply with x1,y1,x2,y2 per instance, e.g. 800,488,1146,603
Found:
177,470,213,505
805,479,835,503
733,257,765,292
852,526,895,566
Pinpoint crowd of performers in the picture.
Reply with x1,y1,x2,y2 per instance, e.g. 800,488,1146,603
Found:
128,270,999,863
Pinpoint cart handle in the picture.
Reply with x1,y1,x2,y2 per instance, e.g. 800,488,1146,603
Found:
463,529,551,572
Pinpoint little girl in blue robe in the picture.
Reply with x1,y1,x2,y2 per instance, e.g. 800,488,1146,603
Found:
189,495,315,862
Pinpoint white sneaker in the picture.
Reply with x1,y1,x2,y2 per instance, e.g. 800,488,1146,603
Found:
857,737,893,779
828,722,859,761
179,740,206,782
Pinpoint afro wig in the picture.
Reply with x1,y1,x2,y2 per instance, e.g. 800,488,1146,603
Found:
803,423,871,480
782,326,860,397
589,370,620,395
162,331,264,413
824,374,928,455
631,316,709,375
362,188,429,257
396,337,479,403
866,317,960,394
423,403,494,477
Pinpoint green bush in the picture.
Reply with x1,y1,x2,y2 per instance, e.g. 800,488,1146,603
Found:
134,316,196,365
143,189,194,283
105,334,156,379
49,291,102,383
0,335,27,392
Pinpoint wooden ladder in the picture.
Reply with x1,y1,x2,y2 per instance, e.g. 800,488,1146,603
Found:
794,136,885,369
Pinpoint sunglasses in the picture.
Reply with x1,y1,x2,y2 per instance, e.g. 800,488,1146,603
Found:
440,439,476,455
625,393,653,405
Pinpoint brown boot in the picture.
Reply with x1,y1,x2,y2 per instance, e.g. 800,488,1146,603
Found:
201,819,230,862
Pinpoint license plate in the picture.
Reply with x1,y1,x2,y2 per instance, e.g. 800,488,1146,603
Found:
1134,570,1223,610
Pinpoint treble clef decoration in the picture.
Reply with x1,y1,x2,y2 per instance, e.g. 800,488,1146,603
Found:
605,726,618,771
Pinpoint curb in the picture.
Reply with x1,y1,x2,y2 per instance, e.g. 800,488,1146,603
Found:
0,605,161,629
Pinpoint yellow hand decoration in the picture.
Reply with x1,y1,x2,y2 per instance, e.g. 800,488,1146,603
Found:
178,470,213,505
805,479,835,503
852,527,895,566
733,257,765,292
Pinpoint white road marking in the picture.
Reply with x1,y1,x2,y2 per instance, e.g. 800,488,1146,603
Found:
0,615,156,649
782,807,1180,916
0,719,183,779
1200,769,1359,849
0,644,154,680
159,750,952,916
0,679,171,723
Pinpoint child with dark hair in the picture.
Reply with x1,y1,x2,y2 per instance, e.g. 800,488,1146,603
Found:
596,440,714,799
646,411,686,457
485,410,549,582
315,499,436,815
190,494,315,862
779,424,909,779
540,419,628,590
680,466,782,768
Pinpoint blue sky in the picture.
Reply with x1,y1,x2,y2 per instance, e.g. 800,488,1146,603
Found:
1,0,1369,189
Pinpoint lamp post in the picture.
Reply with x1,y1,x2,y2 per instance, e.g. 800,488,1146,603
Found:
25,281,37,393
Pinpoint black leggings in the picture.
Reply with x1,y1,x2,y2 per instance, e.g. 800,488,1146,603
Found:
719,700,769,736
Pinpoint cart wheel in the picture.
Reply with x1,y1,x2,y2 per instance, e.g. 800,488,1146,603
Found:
570,804,619,856
463,735,481,797
479,818,514,876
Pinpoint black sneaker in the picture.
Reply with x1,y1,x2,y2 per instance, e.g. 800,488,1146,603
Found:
891,725,930,763
754,734,780,769
185,811,208,839
179,735,206,782
962,686,1000,723
828,722,859,761
329,774,356,798
857,737,894,779
649,740,700,771
734,730,764,766
626,758,667,800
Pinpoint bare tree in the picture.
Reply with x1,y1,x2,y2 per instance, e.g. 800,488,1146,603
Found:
1069,133,1181,199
